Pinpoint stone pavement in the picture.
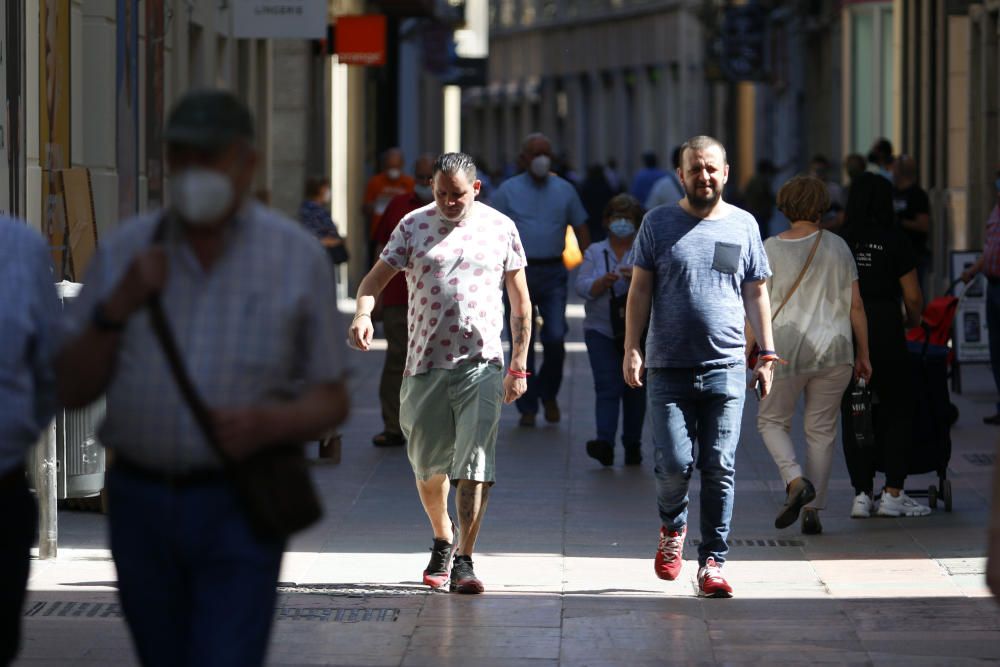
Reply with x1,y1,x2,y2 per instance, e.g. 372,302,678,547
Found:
16,303,1000,666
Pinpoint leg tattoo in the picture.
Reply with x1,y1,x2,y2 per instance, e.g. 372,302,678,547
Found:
456,481,490,556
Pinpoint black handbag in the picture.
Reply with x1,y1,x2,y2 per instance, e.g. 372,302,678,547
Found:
147,219,322,541
326,242,349,266
846,377,875,449
605,250,628,347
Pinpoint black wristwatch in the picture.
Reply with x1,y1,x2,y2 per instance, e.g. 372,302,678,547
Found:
92,302,126,332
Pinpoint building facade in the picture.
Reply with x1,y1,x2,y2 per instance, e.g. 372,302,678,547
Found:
462,0,714,183
1,1,276,281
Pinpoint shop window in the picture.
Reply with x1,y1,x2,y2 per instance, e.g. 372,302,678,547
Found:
848,2,893,153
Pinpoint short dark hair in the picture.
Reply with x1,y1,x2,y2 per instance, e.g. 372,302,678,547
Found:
642,151,658,168
777,175,830,223
844,153,867,178
868,138,894,164
603,193,644,224
433,152,478,182
680,135,727,166
671,146,682,169
304,175,329,198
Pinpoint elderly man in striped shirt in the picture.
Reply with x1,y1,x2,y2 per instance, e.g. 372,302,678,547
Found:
55,90,349,667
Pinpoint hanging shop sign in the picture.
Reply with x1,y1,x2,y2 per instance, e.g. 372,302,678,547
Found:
233,1,327,39
335,15,387,66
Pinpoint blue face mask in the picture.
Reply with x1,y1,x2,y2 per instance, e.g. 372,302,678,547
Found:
608,218,636,238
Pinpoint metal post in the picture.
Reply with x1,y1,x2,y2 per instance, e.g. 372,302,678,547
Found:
36,416,58,559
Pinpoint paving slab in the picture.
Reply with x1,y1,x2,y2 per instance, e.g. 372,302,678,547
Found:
14,302,1000,665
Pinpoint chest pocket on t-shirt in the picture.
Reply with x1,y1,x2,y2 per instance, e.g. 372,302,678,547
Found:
712,242,742,274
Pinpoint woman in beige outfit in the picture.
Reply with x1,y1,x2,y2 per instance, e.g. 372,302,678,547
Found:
750,176,873,535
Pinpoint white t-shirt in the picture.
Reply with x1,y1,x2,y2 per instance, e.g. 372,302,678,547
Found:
764,231,858,378
380,201,528,377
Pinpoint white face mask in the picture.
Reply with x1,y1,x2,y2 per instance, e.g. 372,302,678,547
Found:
530,155,551,179
386,167,402,181
414,184,434,202
170,168,235,227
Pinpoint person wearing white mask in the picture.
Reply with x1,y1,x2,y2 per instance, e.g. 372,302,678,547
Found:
575,194,647,467
363,147,414,265
54,89,349,666
369,154,437,448
491,133,591,427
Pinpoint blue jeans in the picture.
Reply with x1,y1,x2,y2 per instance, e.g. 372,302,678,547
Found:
107,467,285,667
646,363,745,566
584,329,645,446
988,282,1000,413
516,263,569,415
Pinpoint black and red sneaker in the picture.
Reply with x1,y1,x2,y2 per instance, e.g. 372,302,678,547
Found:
449,555,484,594
423,537,457,589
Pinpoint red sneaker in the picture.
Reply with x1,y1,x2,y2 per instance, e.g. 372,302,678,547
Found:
654,525,686,580
697,557,733,598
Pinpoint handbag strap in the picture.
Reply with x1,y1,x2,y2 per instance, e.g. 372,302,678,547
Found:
146,217,231,464
771,230,823,321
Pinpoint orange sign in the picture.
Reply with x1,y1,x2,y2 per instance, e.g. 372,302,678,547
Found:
335,15,386,66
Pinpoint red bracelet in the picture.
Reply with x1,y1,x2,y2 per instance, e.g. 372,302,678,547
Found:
759,354,786,365
507,369,531,378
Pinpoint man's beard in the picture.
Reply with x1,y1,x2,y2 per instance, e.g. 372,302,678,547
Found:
684,183,722,209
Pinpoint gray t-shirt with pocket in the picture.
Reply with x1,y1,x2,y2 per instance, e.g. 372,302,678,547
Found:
632,203,771,368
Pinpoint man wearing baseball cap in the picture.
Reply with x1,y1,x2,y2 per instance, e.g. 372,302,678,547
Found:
55,89,349,666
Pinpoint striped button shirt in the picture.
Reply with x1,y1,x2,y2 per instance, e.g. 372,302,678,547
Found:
0,217,60,475
60,202,345,472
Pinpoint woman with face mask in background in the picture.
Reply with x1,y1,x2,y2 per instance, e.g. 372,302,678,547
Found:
575,194,647,467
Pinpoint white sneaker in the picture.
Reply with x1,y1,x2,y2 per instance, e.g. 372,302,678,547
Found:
877,490,932,517
850,492,873,518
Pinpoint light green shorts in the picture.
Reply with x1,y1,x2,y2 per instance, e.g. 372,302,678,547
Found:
399,360,504,484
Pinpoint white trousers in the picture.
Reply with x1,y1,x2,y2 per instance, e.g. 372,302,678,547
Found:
756,365,854,510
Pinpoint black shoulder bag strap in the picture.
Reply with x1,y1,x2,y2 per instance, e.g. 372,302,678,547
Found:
145,217,229,463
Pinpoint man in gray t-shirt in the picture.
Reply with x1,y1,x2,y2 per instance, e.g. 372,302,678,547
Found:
624,136,775,598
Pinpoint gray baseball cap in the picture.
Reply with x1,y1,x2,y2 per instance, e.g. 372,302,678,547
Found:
163,89,254,149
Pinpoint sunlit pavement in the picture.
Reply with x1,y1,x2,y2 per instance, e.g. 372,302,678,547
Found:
17,303,1000,665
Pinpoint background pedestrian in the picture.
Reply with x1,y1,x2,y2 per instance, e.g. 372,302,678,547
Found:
840,171,929,518
0,217,59,666
753,176,872,535
576,193,646,467
491,133,590,427
369,154,436,447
